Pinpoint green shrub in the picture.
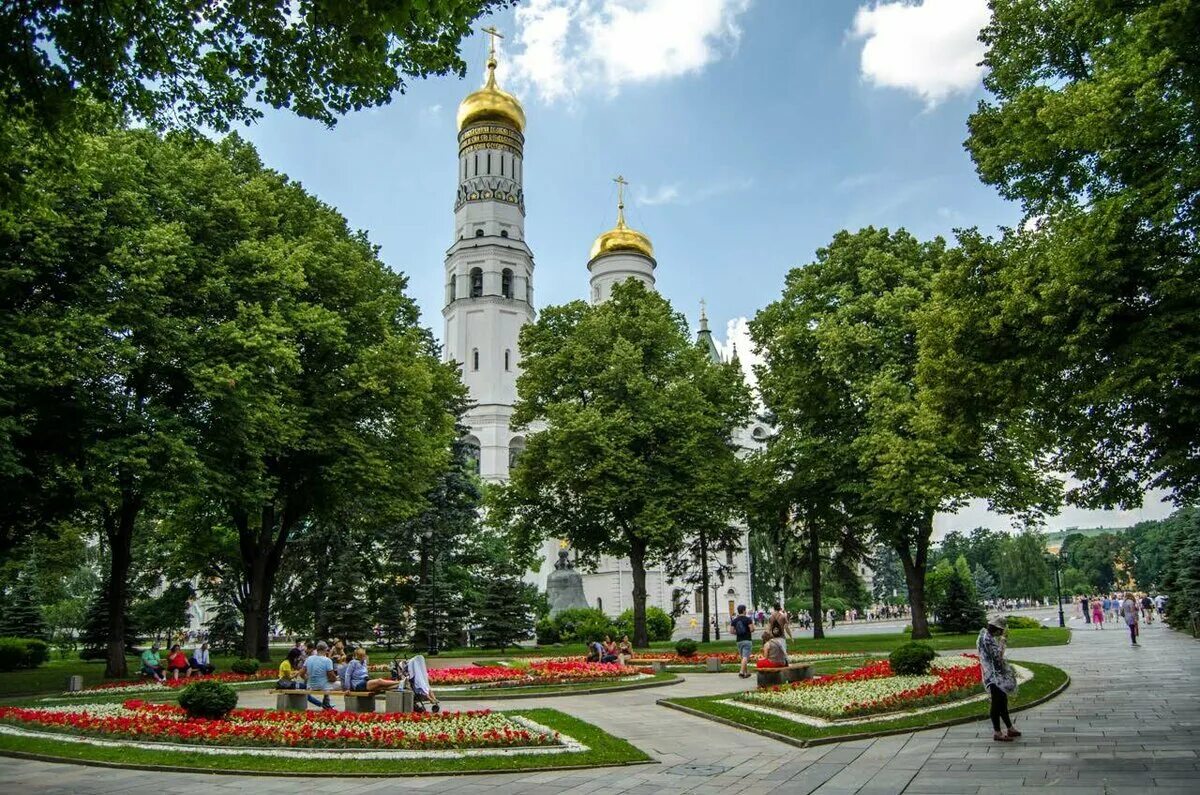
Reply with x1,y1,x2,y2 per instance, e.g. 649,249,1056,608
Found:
230,657,261,675
178,681,239,720
1003,615,1042,630
0,637,51,671
675,638,698,657
889,642,936,675
534,617,560,645
549,608,617,644
615,607,675,642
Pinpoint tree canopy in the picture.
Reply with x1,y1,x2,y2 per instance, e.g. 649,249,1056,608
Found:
2,1,515,130
491,280,751,646
965,0,1200,506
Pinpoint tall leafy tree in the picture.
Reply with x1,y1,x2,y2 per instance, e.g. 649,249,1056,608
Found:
753,228,1058,638
965,0,1200,506
2,1,515,130
491,281,751,646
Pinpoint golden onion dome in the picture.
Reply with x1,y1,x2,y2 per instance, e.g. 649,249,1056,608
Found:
457,53,525,133
589,182,654,261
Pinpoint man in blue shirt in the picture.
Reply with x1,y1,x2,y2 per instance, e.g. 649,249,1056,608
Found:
730,605,755,679
302,641,336,710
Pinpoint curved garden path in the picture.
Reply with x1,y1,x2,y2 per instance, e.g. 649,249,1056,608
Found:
2,620,1197,794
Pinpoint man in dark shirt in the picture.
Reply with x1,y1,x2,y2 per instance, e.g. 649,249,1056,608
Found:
730,605,755,679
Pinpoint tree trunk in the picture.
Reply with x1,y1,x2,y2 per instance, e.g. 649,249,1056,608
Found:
896,512,934,639
809,523,825,640
628,536,649,648
699,528,711,643
103,489,141,679
237,500,296,661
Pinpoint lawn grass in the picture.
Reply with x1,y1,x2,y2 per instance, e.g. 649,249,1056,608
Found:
659,660,1068,747
0,708,649,775
0,628,1067,698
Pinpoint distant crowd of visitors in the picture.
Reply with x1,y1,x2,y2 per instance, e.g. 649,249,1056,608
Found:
1079,592,1165,645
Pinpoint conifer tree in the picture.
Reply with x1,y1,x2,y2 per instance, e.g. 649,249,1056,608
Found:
79,580,138,659
473,575,538,652
972,563,999,602
0,575,47,640
203,599,243,655
940,557,987,634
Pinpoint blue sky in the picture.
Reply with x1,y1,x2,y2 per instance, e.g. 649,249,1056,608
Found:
238,0,1173,532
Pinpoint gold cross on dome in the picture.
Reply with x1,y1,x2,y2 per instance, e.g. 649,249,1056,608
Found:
481,25,503,58
613,175,628,207
559,539,570,549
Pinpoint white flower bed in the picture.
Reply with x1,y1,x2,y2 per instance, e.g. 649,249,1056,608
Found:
46,677,275,701
743,674,942,719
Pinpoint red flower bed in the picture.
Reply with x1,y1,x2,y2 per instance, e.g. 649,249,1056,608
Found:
0,701,558,750
80,670,277,693
429,660,645,687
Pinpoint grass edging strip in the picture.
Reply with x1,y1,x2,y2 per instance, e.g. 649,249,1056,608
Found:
438,673,680,700
657,661,1070,748
0,708,653,777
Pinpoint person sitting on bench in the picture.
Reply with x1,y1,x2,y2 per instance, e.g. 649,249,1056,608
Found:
755,630,788,669
345,648,402,693
140,644,166,682
276,647,305,689
166,644,193,680
189,642,215,675
302,641,337,710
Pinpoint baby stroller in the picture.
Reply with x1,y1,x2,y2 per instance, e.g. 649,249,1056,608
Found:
390,655,441,713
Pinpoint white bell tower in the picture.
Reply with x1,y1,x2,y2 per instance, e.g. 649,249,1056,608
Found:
442,27,534,481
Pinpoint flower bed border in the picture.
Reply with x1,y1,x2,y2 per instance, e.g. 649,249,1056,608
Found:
437,672,680,700
657,660,1069,748
0,708,653,777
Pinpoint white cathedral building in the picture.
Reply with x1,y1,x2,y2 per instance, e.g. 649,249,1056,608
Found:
441,36,768,622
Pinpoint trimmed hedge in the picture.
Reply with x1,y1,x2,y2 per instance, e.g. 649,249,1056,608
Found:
1003,615,1043,630
229,657,262,675
0,637,51,671
889,641,936,675
178,681,239,720
675,638,699,657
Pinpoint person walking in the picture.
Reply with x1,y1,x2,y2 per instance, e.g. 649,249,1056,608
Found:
1080,595,1091,624
768,603,791,640
1140,593,1155,624
977,617,1020,742
1090,598,1104,629
1121,592,1140,646
730,604,755,679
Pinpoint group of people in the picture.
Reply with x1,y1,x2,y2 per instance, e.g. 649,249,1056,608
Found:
139,643,214,682
585,635,633,664
274,639,439,712
725,603,794,678
1080,592,1165,634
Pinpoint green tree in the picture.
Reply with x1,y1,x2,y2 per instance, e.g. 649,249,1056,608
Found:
131,581,194,647
0,574,47,640
1159,508,1200,635
752,228,1057,639
997,529,1053,600
940,556,987,634
2,1,515,130
473,575,538,652
871,545,907,603
79,579,139,660
491,281,752,647
972,563,999,603
965,0,1200,507
203,597,243,656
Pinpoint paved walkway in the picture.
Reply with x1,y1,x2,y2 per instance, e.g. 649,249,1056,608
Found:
2,620,1197,794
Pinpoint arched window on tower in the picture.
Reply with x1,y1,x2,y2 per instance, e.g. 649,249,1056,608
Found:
504,349,511,371
464,436,481,476
475,228,484,238
501,268,513,298
508,436,525,470
500,230,508,238
471,348,480,371
470,267,483,297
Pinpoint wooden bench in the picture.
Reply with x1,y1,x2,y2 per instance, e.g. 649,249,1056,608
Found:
270,688,414,713
627,658,668,673
755,663,813,689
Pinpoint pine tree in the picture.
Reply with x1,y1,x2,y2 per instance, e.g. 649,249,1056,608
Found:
373,588,408,650
79,580,139,660
940,558,987,634
473,575,537,652
203,599,243,655
972,563,999,602
0,575,48,640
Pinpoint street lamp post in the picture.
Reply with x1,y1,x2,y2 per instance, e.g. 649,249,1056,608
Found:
1044,552,1065,628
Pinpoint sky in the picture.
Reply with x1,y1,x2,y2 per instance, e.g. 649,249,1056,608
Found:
238,0,1175,535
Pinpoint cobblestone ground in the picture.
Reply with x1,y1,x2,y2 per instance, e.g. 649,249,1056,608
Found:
2,618,1196,794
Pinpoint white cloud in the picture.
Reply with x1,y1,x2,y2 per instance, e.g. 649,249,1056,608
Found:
636,183,681,206
633,177,753,207
713,316,761,392
506,0,752,103
850,0,991,107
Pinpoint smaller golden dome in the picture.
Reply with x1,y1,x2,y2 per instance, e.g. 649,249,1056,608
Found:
590,221,655,261
457,54,525,133
589,176,654,261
